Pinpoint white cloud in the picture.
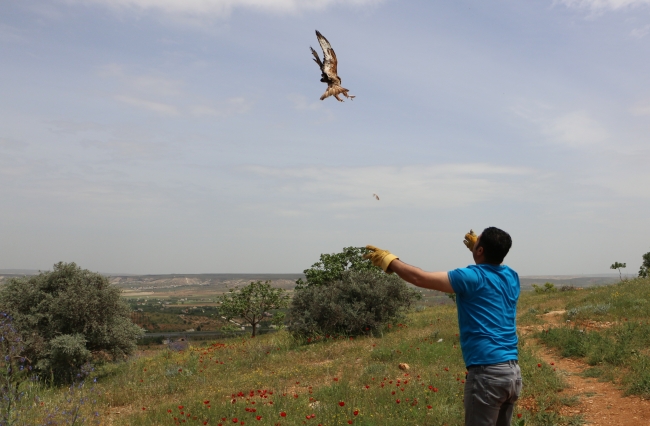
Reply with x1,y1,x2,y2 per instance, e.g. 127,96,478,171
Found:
557,0,650,11
545,111,608,147
68,0,382,18
630,24,650,38
242,163,536,210
513,105,609,148
287,94,322,111
114,95,180,115
99,65,184,96
630,101,650,116
191,97,253,117
0,24,25,43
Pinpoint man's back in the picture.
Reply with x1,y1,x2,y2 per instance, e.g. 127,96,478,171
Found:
448,264,520,368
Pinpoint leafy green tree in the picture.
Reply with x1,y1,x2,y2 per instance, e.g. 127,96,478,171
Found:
0,262,143,384
610,262,627,281
295,246,380,288
0,313,30,425
218,281,289,337
290,270,420,337
532,282,557,294
639,251,650,278
289,247,421,338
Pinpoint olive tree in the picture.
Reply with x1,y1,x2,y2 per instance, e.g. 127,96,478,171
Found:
218,281,289,337
294,246,380,289
0,262,143,383
289,247,421,338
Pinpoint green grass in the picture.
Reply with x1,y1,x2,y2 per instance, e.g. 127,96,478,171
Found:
520,277,650,398
6,302,583,426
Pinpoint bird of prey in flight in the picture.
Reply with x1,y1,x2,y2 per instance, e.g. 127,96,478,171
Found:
310,30,355,102
373,194,380,200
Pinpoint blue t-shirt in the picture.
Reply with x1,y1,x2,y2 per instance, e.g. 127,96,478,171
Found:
448,264,520,368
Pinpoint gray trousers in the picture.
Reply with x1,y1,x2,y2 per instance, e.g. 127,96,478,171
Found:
463,360,522,426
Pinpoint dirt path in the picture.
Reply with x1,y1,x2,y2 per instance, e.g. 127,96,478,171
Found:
520,311,650,425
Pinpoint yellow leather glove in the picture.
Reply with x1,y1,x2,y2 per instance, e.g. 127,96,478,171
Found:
364,245,399,273
463,229,478,251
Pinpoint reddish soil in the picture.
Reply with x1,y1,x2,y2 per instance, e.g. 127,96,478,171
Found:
522,311,650,425
535,345,650,425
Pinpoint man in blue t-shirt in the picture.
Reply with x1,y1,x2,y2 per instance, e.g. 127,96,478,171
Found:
365,227,522,426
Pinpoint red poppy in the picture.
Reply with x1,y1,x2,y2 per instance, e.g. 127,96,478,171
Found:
517,414,522,418
427,405,432,409
353,410,359,416
280,412,286,417
256,416,262,421
339,401,345,407
396,399,400,404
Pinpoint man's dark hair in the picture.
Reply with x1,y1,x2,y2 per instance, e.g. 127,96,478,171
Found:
477,227,512,264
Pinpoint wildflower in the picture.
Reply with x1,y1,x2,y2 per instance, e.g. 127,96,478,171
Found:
427,405,432,409
396,399,400,404
339,401,345,407
256,416,262,421
537,363,542,368
353,410,359,416
517,413,522,418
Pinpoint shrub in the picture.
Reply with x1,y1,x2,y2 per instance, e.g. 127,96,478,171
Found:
0,262,143,384
639,251,650,278
0,313,31,425
289,269,421,337
532,282,557,293
294,246,380,289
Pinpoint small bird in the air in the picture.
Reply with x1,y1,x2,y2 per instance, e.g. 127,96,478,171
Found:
373,194,380,200
310,30,355,102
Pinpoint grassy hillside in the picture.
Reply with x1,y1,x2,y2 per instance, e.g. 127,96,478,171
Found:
518,276,650,398
13,277,650,425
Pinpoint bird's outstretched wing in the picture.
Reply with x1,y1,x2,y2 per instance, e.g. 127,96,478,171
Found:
315,30,339,83
373,193,380,200
310,47,324,70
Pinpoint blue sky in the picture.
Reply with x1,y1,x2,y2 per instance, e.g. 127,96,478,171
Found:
1,0,649,275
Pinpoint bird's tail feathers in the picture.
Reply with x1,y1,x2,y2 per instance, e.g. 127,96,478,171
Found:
320,85,354,101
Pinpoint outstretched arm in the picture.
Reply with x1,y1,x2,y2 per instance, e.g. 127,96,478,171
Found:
387,259,454,294
364,245,454,294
